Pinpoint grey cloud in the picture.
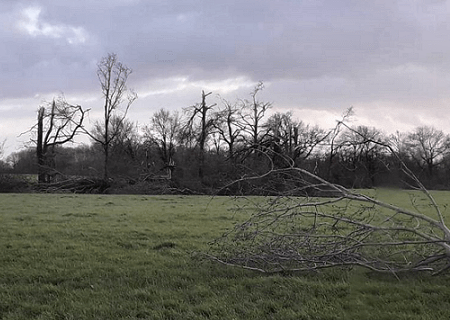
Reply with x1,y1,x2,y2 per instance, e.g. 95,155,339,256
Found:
3,0,445,88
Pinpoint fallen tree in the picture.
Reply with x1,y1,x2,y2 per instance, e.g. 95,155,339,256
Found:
208,138,450,275
35,177,110,193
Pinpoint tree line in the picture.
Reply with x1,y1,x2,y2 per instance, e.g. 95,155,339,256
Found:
1,53,450,193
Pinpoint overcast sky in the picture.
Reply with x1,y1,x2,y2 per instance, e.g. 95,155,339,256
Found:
1,0,450,157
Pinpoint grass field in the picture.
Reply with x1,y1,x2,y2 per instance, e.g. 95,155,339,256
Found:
1,191,450,319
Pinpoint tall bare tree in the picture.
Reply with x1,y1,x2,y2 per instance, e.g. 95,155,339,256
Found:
88,53,137,180
182,90,217,179
240,81,272,149
33,97,87,183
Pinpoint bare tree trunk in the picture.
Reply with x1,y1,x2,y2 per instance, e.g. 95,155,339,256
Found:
198,91,212,179
37,107,45,183
103,142,109,181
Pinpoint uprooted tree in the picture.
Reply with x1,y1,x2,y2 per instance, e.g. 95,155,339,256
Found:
208,128,450,275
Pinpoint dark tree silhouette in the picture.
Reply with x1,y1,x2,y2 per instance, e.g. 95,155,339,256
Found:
145,108,181,179
182,90,217,179
214,98,243,161
406,126,450,177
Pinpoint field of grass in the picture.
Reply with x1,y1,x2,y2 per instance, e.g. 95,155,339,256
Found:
1,191,450,319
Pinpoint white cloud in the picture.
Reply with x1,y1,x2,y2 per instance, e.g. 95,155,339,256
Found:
137,76,255,99
17,6,88,45
188,76,255,95
67,27,88,45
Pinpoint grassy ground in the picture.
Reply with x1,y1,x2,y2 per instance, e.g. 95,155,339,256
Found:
1,192,450,319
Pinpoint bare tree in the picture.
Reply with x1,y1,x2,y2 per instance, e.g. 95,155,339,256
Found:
266,111,327,166
103,117,138,156
182,90,217,179
87,53,137,180
214,98,243,161
208,133,450,275
406,126,450,177
389,131,408,156
338,125,387,187
144,108,181,178
240,81,272,148
324,107,354,181
32,97,87,183
265,111,297,166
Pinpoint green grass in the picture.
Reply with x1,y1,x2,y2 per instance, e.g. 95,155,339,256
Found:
1,192,450,319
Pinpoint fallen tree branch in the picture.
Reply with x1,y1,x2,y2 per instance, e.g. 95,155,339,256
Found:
208,155,450,275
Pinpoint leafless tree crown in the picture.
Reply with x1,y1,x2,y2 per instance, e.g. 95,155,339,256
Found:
31,96,87,183
88,53,137,180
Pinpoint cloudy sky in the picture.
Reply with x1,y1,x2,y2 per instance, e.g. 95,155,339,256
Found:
1,0,450,157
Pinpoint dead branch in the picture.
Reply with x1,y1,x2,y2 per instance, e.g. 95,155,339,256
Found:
36,177,110,193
